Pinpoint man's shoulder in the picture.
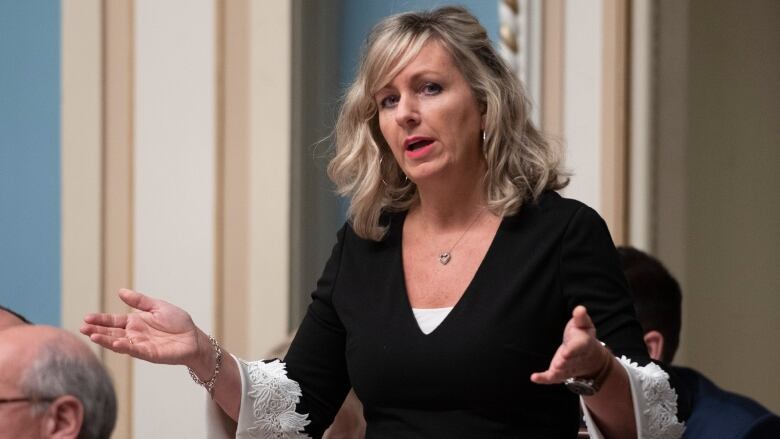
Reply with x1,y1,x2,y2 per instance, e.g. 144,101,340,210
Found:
673,366,780,438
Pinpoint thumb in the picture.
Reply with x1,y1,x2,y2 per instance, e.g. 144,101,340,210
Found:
118,288,156,312
572,305,594,330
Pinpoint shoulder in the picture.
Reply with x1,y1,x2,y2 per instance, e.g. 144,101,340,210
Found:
502,191,606,237
338,211,404,265
673,366,780,436
515,190,599,221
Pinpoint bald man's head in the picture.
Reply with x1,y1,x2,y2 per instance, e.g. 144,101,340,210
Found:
0,305,30,330
0,326,117,439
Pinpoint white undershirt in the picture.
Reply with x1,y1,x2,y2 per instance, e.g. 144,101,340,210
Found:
412,306,454,334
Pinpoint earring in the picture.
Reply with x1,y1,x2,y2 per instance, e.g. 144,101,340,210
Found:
379,154,410,187
481,131,489,161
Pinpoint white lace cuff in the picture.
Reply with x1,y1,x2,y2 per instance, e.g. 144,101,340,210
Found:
582,356,685,439
233,355,311,439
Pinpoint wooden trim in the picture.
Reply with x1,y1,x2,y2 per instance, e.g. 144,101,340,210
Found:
540,0,565,140
628,0,654,249
220,0,251,357
247,0,292,358
102,0,134,437
600,0,629,245
213,0,225,344
61,0,103,336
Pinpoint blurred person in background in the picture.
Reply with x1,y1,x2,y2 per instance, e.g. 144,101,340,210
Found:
619,246,780,439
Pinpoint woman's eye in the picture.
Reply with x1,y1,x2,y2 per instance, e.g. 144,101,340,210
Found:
379,95,399,108
421,83,442,95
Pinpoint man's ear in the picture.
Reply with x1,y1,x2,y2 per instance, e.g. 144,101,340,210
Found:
643,330,665,362
43,395,84,439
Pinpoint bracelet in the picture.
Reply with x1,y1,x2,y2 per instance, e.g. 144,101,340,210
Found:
188,334,223,395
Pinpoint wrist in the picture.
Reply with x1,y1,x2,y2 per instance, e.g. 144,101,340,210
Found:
187,332,224,395
590,346,615,387
564,341,614,396
187,330,216,379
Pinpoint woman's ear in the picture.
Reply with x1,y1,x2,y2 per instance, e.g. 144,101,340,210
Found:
643,330,665,362
43,395,84,439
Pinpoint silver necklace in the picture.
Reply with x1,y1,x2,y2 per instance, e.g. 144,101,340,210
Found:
438,208,486,265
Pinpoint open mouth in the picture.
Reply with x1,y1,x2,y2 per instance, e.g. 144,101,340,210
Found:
406,139,434,151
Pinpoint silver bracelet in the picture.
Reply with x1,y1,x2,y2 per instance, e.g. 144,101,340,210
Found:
188,334,223,395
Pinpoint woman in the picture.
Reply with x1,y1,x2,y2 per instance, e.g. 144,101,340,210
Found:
82,7,686,438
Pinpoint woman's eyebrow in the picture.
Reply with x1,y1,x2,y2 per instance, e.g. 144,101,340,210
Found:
407,69,445,82
373,85,395,97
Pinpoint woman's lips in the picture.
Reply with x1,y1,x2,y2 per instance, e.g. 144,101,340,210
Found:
403,136,435,159
405,140,434,159
404,136,434,150
406,139,433,151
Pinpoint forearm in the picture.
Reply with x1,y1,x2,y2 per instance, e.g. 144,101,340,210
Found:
583,357,636,438
188,330,242,421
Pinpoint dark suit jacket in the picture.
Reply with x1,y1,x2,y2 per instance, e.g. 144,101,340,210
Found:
674,366,780,439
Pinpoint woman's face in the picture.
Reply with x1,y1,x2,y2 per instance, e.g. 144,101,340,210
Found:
375,40,484,187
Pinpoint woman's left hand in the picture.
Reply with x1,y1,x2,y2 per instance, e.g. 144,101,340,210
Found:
531,305,608,384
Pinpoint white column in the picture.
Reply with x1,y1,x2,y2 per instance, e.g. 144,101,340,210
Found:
560,0,604,213
133,0,216,437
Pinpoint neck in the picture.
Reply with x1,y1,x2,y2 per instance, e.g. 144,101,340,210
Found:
411,167,488,230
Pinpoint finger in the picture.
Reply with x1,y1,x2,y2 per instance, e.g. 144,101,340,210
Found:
83,312,128,328
571,305,593,330
90,333,145,358
88,333,130,354
80,323,126,339
530,369,566,385
119,288,156,312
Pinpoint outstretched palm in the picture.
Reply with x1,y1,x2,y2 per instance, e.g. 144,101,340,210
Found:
530,305,605,384
81,289,201,366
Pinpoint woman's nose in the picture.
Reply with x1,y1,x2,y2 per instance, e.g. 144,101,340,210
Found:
394,95,420,128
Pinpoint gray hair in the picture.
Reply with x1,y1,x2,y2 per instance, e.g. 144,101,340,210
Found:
20,338,117,439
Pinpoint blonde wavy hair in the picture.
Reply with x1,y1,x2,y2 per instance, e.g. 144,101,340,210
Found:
328,6,568,241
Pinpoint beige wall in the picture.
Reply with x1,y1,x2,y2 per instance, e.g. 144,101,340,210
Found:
544,0,628,241
679,0,780,413
60,0,293,436
60,0,102,343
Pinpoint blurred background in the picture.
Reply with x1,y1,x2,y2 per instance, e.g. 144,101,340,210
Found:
1,0,777,437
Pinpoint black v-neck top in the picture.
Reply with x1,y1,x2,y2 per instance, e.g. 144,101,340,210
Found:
285,191,656,438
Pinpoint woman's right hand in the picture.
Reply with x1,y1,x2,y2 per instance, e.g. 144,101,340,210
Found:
81,288,205,368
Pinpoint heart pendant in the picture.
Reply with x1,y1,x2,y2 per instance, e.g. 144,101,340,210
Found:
439,252,451,265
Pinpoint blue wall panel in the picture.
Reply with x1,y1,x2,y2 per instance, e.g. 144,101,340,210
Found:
0,0,61,325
